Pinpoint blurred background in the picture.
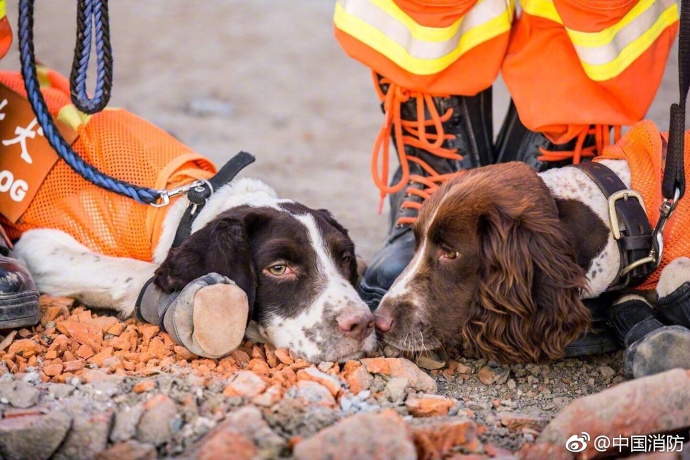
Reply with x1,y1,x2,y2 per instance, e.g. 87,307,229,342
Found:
0,1,681,260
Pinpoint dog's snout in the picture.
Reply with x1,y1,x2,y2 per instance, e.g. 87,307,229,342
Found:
336,310,375,341
374,309,393,332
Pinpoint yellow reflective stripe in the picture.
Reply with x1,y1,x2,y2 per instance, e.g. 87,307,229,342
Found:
520,0,561,24
0,0,6,20
567,0,676,46
519,0,678,82
36,65,52,89
577,2,678,81
334,0,513,76
57,105,91,130
368,0,463,43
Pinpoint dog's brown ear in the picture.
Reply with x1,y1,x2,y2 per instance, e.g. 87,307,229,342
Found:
154,213,258,313
462,206,591,363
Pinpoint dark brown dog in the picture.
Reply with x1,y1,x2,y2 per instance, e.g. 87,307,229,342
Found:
374,162,597,363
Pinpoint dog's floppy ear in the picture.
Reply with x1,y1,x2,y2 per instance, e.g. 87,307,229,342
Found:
154,212,259,312
462,205,591,363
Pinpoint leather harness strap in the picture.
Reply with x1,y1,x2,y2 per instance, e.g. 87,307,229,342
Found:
574,161,654,290
171,151,256,249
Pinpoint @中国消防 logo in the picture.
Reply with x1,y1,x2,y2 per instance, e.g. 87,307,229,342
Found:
565,432,590,453
564,432,685,454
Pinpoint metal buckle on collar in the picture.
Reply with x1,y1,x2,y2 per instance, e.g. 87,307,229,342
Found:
607,190,656,278
149,180,210,208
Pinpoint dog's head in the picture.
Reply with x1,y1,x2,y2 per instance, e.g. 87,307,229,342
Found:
153,203,376,362
375,162,591,363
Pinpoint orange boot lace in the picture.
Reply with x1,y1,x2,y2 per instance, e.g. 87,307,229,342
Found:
371,72,466,225
537,124,622,164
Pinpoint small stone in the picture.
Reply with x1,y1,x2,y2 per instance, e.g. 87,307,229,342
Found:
360,358,437,392
137,395,178,446
291,380,337,408
405,394,455,417
252,385,283,407
385,377,410,402
110,404,145,443
599,366,616,378
341,362,373,394
174,346,197,361
477,366,509,385
0,410,72,460
53,409,113,460
223,370,266,399
0,381,40,408
455,363,472,374
408,417,479,458
196,406,285,460
507,379,517,390
296,368,343,397
95,440,156,460
416,355,446,370
383,345,401,358
48,383,75,399
498,412,548,431
132,380,156,393
293,411,416,460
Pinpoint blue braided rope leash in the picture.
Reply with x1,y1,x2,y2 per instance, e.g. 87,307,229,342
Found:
69,0,113,114
17,0,161,205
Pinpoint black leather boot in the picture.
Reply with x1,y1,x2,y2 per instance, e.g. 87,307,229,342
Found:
494,100,604,172
359,79,494,309
0,235,39,329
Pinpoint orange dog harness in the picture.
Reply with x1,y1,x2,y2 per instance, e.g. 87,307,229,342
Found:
0,69,216,261
597,120,690,290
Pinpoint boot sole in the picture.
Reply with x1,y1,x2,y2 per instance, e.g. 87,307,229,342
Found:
0,290,40,329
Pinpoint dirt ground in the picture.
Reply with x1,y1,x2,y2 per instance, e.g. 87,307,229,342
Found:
0,0,682,261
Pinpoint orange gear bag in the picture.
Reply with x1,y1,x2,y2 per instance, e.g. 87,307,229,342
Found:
596,120,690,290
0,68,216,262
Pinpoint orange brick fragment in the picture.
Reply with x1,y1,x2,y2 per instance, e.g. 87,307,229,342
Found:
274,348,294,365
88,346,114,366
76,344,95,359
8,339,41,358
63,360,84,373
43,363,63,376
106,322,125,336
133,380,156,393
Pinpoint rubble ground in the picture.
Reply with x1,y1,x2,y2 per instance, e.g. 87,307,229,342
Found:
0,296,641,459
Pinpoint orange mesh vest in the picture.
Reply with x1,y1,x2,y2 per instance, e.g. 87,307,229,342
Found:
596,120,690,290
0,69,216,262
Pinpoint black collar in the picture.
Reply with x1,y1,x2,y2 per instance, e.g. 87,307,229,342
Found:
171,151,256,248
574,161,654,290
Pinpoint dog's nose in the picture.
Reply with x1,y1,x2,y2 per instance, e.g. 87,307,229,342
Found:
336,310,375,341
374,310,393,333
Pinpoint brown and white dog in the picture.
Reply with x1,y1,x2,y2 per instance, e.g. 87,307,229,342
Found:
374,159,687,363
13,178,377,362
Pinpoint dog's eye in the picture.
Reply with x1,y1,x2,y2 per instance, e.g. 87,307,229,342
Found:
341,253,353,264
267,264,289,276
440,249,459,260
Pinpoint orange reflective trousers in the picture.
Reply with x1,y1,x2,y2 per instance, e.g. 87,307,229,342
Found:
335,0,679,143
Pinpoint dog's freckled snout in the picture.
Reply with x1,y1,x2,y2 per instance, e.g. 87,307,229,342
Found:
374,310,393,333
336,310,375,341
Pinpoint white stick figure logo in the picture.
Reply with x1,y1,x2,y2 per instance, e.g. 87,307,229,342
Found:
2,118,43,164
565,432,590,453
